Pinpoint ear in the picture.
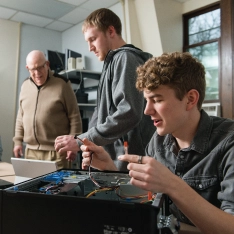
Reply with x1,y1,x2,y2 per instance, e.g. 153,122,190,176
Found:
107,25,116,37
186,89,199,111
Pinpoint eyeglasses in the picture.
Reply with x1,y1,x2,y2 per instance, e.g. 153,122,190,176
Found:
28,62,47,73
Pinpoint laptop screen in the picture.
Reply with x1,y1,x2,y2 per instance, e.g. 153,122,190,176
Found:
11,158,58,184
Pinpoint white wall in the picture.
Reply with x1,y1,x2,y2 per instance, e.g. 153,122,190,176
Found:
123,0,142,48
182,0,219,13
133,0,163,56
155,0,183,53
0,19,20,163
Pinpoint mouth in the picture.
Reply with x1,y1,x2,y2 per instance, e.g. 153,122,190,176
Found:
153,119,162,126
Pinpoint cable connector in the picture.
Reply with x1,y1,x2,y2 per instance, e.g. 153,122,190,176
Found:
157,214,179,234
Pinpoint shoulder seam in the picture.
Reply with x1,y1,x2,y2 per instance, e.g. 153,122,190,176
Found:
53,73,69,83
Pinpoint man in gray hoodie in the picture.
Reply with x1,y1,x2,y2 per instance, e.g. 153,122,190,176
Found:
55,8,154,171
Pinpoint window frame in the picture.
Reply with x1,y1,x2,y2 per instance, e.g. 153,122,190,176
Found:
183,3,221,103
183,4,220,50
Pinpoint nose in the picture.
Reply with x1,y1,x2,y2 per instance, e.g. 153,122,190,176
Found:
144,101,155,116
34,69,41,75
88,42,94,52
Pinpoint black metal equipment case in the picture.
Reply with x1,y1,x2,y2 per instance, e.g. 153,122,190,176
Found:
0,169,176,234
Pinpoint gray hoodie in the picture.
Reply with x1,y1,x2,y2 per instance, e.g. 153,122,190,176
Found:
79,45,155,171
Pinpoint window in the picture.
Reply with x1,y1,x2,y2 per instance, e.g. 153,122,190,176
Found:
183,4,220,101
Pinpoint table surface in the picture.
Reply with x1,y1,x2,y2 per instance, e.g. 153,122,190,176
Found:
0,162,15,183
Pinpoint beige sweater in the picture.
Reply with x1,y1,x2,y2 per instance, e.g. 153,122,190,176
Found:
13,70,82,151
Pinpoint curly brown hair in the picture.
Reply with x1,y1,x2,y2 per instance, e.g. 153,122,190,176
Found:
136,52,206,110
82,8,122,35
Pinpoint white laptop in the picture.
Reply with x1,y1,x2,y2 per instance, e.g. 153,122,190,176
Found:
11,158,58,184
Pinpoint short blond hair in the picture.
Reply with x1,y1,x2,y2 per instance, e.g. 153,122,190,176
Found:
82,8,122,35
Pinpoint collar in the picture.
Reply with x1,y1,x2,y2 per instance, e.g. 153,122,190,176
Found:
190,110,213,153
163,110,212,154
104,44,141,67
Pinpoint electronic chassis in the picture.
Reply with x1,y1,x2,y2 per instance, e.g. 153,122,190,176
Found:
1,169,179,234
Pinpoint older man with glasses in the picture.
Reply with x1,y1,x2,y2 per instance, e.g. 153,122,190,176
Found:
13,50,82,169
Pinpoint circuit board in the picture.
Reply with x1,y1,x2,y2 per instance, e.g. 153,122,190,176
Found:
8,170,149,203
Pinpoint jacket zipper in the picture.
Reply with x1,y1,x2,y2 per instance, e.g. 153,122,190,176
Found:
33,88,40,149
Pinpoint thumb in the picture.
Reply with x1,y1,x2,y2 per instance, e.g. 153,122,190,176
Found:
82,138,98,149
81,138,93,151
82,138,101,153
82,138,91,146
19,149,23,156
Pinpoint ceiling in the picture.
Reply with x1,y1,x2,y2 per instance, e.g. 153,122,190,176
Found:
0,0,191,32
0,0,120,32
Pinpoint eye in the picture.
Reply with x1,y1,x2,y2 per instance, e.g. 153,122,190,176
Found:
153,99,162,103
90,37,96,42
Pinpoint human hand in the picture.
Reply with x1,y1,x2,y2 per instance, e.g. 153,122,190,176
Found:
118,154,176,194
81,138,118,171
13,145,23,158
66,151,77,162
54,135,80,153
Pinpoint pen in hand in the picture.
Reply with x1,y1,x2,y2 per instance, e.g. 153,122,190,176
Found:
123,134,128,154
124,141,128,154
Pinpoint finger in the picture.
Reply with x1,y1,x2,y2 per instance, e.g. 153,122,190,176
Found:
82,157,91,165
54,144,59,151
82,151,92,158
54,141,60,149
56,135,68,140
67,156,75,162
56,142,64,151
82,138,90,144
55,136,63,142
55,135,70,144
80,144,89,152
118,154,142,163
82,139,102,153
82,161,89,170
58,146,65,154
